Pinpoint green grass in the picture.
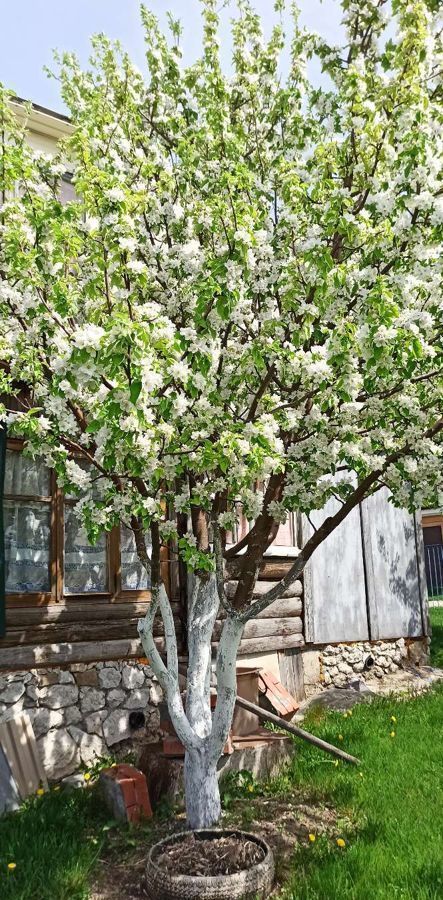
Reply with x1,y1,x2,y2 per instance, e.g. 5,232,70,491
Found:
279,685,443,900
1,634,442,900
0,786,108,900
430,606,443,668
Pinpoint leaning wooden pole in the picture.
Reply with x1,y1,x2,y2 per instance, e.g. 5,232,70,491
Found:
235,696,361,766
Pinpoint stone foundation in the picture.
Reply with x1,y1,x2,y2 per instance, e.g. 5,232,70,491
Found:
0,661,162,780
320,637,429,688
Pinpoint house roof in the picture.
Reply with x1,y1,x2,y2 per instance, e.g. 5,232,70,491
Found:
10,96,73,140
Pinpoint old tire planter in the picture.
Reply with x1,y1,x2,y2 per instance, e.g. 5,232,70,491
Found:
145,829,275,900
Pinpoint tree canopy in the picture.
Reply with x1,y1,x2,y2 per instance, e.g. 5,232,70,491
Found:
0,0,442,603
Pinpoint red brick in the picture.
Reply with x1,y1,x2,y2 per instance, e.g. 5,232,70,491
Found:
119,778,136,807
126,804,141,824
100,765,153,823
134,780,153,818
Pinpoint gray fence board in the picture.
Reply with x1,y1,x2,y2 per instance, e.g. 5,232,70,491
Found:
361,490,424,639
302,496,369,644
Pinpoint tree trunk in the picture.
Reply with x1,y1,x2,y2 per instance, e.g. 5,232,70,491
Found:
184,744,221,830
139,573,244,830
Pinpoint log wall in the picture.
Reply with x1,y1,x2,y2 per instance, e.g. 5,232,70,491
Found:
217,558,305,656
0,598,183,671
1,557,303,671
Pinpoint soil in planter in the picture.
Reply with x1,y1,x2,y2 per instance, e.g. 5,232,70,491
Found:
155,833,265,878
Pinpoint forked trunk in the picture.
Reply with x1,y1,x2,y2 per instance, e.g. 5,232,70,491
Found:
139,573,244,830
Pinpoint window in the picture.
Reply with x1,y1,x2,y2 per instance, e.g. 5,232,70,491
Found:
4,443,151,601
423,524,443,546
4,450,52,594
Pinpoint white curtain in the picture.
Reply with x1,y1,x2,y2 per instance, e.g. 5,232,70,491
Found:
120,525,150,590
64,505,108,594
4,500,51,592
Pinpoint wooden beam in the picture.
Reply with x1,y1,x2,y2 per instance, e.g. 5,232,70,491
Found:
214,617,302,642
236,633,304,655
234,696,361,765
225,558,295,581
0,637,165,671
225,579,302,600
5,599,180,627
0,616,183,648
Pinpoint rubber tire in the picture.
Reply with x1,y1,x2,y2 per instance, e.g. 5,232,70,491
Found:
145,828,275,900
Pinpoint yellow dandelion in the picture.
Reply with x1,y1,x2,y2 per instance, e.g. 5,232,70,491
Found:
308,833,316,843
338,734,343,742
36,788,45,796
7,862,17,871
248,784,254,793
390,731,396,738
391,716,397,723
84,772,91,782
336,838,346,848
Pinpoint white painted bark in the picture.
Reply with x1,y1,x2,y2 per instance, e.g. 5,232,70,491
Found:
186,574,219,739
138,573,244,829
184,745,221,830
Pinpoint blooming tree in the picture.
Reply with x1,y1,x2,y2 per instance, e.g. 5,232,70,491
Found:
1,0,443,828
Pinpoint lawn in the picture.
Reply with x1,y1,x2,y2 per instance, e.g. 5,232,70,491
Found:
429,605,443,668
279,684,443,900
1,622,442,900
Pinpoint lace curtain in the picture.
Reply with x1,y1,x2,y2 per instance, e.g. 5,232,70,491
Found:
4,450,151,594
121,525,150,590
4,452,51,592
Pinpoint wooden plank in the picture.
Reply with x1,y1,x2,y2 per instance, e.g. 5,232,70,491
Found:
243,617,302,639
361,488,424,639
0,745,21,814
219,595,302,620
0,637,166,670
5,599,180,627
214,617,302,641
0,713,48,797
253,597,302,619
278,648,305,702
0,616,182,647
302,482,369,643
225,580,302,601
235,696,360,765
225,558,294,581
414,511,429,635
237,634,304,655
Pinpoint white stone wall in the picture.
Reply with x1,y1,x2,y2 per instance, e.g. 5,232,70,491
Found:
0,661,162,780
321,637,429,687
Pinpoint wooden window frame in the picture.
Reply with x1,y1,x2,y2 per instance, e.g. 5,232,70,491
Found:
5,440,154,606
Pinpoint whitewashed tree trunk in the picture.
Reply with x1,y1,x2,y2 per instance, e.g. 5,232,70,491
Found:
184,745,221,829
138,573,244,830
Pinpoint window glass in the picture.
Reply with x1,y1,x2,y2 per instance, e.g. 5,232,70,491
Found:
423,525,442,546
121,525,151,590
4,500,51,592
5,450,50,496
63,505,108,594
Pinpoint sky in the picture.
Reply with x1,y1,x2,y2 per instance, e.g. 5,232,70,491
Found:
0,0,344,115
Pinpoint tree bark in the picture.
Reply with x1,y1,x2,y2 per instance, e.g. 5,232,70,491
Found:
184,745,221,830
138,570,244,829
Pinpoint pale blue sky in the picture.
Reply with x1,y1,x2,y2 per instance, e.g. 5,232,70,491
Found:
0,1,344,115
